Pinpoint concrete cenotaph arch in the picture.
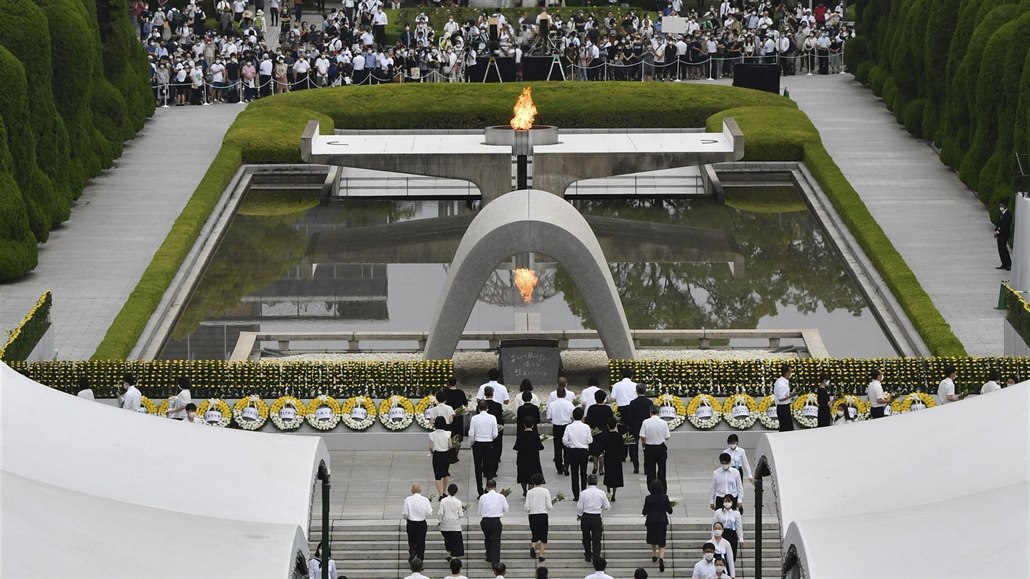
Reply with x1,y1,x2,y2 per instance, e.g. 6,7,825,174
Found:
423,189,636,360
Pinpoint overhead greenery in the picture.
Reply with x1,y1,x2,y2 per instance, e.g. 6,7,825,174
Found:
848,0,1030,225
96,82,964,358
0,0,153,281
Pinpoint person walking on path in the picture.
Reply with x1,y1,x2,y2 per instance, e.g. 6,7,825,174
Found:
709,522,737,579
709,454,743,513
713,494,743,574
594,419,625,501
402,484,433,563
517,391,541,434
584,557,615,579
773,363,796,432
585,390,613,475
513,415,544,496
478,480,509,566
816,373,832,427
562,407,593,501
547,384,575,476
483,386,506,472
624,384,651,474
443,376,469,463
577,474,611,564
525,473,553,563
403,558,430,579
996,198,1012,271
723,434,752,487
867,368,891,419
438,483,465,561
639,405,670,489
469,401,499,497
429,416,454,496
611,367,638,429
642,479,673,573
477,368,510,406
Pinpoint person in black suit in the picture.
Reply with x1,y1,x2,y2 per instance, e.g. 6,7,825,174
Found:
584,390,613,475
642,479,673,572
816,373,832,428
623,384,651,474
443,376,469,464
484,385,504,477
996,198,1012,271
516,391,541,434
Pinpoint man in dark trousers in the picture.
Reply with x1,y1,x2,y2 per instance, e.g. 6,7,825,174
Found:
443,376,469,463
624,384,652,475
576,474,611,563
484,385,504,479
996,198,1012,271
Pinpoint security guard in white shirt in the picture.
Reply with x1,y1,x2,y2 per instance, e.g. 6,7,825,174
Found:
773,363,795,431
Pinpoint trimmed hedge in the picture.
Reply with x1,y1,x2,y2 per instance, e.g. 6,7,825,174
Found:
96,83,963,358
0,291,52,361
0,0,151,281
851,0,1030,224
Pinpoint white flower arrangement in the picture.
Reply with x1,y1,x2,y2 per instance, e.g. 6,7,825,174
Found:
890,392,937,414
756,395,780,430
686,394,723,430
269,396,306,431
232,395,269,430
340,396,378,431
379,395,414,431
305,395,342,431
413,395,438,431
196,398,232,428
790,393,821,429
722,393,759,429
831,395,870,421
655,394,687,431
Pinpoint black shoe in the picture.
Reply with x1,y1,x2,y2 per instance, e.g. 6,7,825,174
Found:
659,558,665,572
1005,266,1012,271
584,553,592,562
539,556,546,562
997,265,1006,269
633,469,640,474
652,556,658,562
530,547,536,559
563,470,570,476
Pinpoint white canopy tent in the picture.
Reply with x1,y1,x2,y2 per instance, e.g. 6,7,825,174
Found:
755,385,1029,578
0,362,330,578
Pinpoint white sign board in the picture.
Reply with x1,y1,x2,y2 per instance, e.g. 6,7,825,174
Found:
661,16,687,36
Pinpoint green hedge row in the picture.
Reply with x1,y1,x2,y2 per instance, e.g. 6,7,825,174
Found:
850,0,1030,225
0,291,52,361
609,356,1024,397
9,359,452,399
0,0,153,281
95,82,962,358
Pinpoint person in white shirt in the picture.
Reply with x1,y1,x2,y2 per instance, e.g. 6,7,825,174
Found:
119,373,141,412
712,495,743,571
443,557,468,579
584,556,615,579
611,368,638,410
562,407,593,500
438,483,465,561
981,369,1002,394
308,543,338,579
692,542,718,579
712,558,729,579
548,383,576,476
547,377,577,404
402,557,430,579
477,369,509,406
577,474,611,563
639,405,671,489
723,434,752,483
773,363,795,431
429,416,454,495
867,368,890,419
76,377,95,401
710,453,743,512
182,403,202,424
513,379,541,410
710,522,736,578
402,484,433,563
469,401,499,496
525,473,553,562
430,387,456,427
491,562,507,579
938,365,958,404
580,377,601,413
478,479,509,566
166,376,192,419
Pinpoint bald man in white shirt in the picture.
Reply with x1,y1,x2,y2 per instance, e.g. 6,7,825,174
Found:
577,474,611,563
402,484,433,562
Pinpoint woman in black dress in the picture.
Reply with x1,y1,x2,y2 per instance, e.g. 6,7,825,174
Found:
642,479,673,573
513,415,544,496
816,373,833,428
516,390,541,434
585,390,613,475
597,418,625,500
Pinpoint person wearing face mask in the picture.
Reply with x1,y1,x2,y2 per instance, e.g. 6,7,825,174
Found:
712,558,728,579
709,454,743,513
691,543,717,579
816,373,832,427
709,522,736,578
183,403,203,424
722,434,752,485
712,495,742,572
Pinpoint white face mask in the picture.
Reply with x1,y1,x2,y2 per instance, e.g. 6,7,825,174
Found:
715,567,726,575
187,412,196,420
714,529,723,537
723,502,733,509
704,553,714,562
729,444,737,450
722,464,730,471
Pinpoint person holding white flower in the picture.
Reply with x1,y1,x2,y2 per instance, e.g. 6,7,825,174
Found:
478,479,509,567
438,483,465,561
429,416,454,496
402,484,433,563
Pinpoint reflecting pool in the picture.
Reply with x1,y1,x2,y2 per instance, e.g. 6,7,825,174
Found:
158,187,897,359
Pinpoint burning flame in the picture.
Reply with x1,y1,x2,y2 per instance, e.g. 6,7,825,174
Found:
509,87,537,131
513,268,538,304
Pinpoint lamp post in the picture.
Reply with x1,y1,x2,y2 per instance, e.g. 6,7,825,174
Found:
317,462,331,579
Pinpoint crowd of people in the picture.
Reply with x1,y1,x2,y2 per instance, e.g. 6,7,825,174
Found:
132,0,852,105
393,368,748,579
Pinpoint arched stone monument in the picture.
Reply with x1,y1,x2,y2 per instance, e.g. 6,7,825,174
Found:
423,189,636,360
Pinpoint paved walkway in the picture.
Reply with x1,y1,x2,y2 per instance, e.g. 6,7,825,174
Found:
0,105,243,359
779,74,1005,355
